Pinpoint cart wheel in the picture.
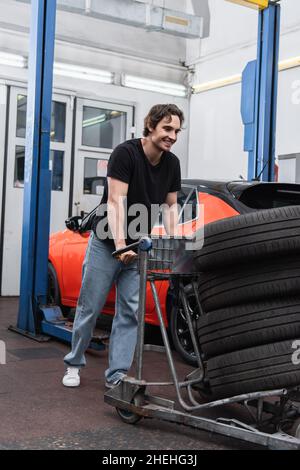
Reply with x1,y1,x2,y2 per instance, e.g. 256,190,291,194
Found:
116,407,142,425
116,390,144,425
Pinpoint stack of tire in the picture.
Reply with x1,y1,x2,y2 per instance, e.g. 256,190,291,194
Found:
193,206,300,399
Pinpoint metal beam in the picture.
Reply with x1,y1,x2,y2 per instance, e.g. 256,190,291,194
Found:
241,2,280,181
16,0,57,335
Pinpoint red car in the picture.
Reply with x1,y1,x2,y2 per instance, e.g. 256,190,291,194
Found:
48,179,300,364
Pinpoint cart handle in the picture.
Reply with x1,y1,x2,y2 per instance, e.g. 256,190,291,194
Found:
112,237,152,258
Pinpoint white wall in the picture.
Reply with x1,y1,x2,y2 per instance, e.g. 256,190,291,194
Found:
52,74,189,174
0,0,187,83
0,0,190,296
0,0,189,170
188,82,247,180
187,0,300,181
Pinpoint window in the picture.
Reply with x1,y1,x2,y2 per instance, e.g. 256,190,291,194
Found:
16,95,66,143
82,106,127,149
84,158,108,195
50,150,64,191
14,146,64,191
50,101,66,142
14,146,25,188
16,95,27,139
14,94,66,191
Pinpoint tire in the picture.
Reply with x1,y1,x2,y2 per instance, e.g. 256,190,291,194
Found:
116,407,142,425
197,256,300,312
116,389,144,425
169,297,199,367
193,206,300,271
197,298,300,358
47,262,61,306
207,340,300,399
47,262,70,316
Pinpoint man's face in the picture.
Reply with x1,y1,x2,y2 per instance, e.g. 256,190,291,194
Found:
148,115,181,152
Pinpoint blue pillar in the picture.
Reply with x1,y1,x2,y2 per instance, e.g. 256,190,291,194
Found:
241,3,280,181
16,0,57,335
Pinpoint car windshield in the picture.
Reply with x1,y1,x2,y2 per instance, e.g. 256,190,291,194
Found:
228,182,300,210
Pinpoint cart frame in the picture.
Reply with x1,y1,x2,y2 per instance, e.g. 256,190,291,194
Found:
104,237,300,450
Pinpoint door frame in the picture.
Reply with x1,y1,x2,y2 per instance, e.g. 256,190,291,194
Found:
0,85,73,296
71,97,134,217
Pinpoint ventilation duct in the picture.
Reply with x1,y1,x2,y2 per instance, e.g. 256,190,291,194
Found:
17,0,204,39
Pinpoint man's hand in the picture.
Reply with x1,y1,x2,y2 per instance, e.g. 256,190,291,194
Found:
118,250,137,265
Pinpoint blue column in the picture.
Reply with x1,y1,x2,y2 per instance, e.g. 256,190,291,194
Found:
241,3,280,182
256,4,280,181
17,0,57,334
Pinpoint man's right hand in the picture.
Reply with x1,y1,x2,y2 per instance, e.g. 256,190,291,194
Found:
118,250,137,265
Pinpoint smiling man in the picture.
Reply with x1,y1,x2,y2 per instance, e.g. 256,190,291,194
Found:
63,104,184,388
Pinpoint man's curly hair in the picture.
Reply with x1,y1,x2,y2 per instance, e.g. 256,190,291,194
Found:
143,104,184,137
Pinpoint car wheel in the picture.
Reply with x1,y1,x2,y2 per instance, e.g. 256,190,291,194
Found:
47,262,70,316
194,206,300,271
197,297,300,358
169,290,199,366
207,340,300,399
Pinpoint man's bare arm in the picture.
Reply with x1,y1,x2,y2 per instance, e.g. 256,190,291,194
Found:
107,177,137,264
163,192,179,236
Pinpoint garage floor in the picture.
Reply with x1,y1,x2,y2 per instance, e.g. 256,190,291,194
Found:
0,298,261,450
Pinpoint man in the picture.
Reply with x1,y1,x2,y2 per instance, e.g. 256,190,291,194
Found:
63,103,184,388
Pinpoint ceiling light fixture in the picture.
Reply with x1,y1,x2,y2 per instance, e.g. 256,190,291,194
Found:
122,74,187,97
0,52,27,68
193,56,300,94
54,62,113,84
193,74,242,94
279,56,300,72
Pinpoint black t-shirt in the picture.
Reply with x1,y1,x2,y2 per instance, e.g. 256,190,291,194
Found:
93,138,181,246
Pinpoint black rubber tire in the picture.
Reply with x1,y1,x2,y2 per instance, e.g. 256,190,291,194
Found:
47,262,61,306
169,300,199,367
197,256,300,312
47,262,70,316
116,407,143,425
207,340,300,399
193,206,300,271
197,298,300,358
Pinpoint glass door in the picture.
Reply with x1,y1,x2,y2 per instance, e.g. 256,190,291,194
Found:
73,99,134,216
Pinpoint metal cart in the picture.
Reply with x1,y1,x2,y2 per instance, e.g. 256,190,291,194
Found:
104,236,300,450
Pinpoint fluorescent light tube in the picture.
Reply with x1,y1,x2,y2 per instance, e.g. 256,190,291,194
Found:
0,52,27,68
193,55,300,94
193,74,242,94
122,74,187,97
279,56,300,71
54,62,113,84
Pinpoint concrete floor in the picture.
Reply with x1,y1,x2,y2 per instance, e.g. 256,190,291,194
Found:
0,297,261,450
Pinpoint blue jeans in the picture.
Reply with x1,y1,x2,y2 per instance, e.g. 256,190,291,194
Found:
64,233,140,383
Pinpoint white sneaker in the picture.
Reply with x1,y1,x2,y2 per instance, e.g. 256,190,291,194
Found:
62,367,80,387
